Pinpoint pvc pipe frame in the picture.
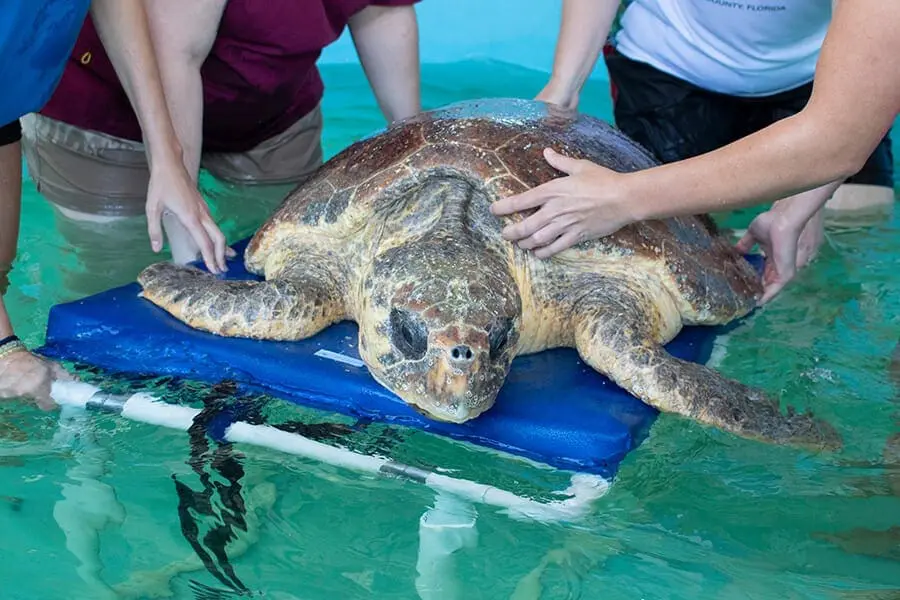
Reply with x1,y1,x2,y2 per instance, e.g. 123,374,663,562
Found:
50,381,610,524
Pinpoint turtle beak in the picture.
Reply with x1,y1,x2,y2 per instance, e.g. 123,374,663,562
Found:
370,363,485,423
409,402,476,424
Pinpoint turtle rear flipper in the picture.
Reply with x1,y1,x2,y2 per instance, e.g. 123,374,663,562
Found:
138,262,347,341
570,282,842,451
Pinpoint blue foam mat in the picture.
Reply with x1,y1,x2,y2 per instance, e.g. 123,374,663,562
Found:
38,238,762,478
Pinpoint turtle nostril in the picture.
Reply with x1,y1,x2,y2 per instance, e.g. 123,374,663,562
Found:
450,345,474,363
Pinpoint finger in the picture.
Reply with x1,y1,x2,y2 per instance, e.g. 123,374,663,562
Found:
31,365,60,411
794,219,823,268
183,215,219,274
501,205,559,242
490,183,559,216
225,246,237,259
516,215,576,250
196,232,220,274
734,230,758,255
759,255,794,304
759,279,787,305
203,219,228,273
543,147,585,176
50,362,75,382
146,203,165,253
35,394,57,412
533,230,583,259
772,245,798,287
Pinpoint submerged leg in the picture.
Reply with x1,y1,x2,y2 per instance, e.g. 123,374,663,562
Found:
572,284,842,451
137,261,347,340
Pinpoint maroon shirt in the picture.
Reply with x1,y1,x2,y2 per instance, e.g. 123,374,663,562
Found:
39,0,419,152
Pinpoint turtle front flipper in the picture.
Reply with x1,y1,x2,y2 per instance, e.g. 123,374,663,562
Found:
137,262,347,341
571,284,842,451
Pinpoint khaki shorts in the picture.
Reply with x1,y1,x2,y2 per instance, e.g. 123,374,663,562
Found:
21,103,324,218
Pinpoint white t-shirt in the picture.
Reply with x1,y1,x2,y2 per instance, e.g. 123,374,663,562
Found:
613,0,833,97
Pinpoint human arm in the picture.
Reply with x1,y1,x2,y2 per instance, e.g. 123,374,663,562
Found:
492,0,899,255
0,139,70,408
89,0,228,273
535,0,622,110
0,139,21,338
142,0,226,183
348,3,421,123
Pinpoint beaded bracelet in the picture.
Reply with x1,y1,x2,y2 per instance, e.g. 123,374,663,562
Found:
0,335,26,360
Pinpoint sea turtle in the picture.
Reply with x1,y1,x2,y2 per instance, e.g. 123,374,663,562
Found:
137,98,840,450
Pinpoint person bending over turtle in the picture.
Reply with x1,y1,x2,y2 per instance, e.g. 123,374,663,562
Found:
0,0,228,406
507,0,895,304
21,0,422,296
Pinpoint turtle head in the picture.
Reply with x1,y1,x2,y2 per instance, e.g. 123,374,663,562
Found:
358,241,521,424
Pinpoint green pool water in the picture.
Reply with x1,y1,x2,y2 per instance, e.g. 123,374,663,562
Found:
1,61,899,600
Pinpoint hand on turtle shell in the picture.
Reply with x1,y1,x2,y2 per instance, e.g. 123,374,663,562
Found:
145,161,229,275
735,203,823,305
0,348,74,411
534,85,579,112
490,148,638,258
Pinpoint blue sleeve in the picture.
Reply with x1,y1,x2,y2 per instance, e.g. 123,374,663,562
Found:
0,0,91,125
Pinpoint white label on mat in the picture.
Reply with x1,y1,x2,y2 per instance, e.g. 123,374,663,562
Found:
314,349,365,368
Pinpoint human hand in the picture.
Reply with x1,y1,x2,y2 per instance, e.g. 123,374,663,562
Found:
145,162,229,274
734,207,824,304
0,349,74,411
534,83,579,112
490,148,638,258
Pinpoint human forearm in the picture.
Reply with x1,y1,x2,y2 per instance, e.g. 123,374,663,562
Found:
623,114,868,221
150,60,203,182
0,140,22,337
537,0,621,108
349,5,421,123
0,140,20,280
89,0,184,172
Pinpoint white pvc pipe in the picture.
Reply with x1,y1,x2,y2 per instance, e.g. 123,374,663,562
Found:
51,381,609,523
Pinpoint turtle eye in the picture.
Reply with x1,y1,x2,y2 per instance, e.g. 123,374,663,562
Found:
488,317,515,360
389,308,428,360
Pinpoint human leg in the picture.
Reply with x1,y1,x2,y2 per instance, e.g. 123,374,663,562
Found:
603,48,739,164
